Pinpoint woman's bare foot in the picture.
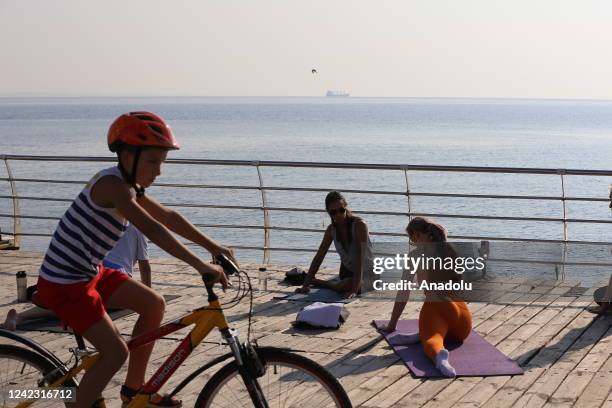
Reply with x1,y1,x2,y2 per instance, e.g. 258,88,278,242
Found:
1,309,18,331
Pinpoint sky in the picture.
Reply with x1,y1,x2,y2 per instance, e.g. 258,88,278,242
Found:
1,0,612,99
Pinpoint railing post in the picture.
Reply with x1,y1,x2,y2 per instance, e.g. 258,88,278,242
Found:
403,167,414,252
558,170,568,281
255,163,271,265
403,168,412,223
2,156,21,249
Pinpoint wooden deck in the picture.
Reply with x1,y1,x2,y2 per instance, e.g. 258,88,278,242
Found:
0,251,610,407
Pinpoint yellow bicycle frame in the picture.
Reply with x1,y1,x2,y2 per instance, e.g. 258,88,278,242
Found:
16,298,230,408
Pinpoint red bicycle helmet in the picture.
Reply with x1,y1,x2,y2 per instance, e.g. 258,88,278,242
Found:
107,111,179,197
108,111,180,152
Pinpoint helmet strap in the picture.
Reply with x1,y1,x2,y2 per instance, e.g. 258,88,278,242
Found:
117,148,146,198
131,149,146,197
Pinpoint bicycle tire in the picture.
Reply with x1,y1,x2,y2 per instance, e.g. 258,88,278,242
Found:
195,347,352,408
0,344,76,407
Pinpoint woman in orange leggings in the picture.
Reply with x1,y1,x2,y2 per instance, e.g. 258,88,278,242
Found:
381,217,472,377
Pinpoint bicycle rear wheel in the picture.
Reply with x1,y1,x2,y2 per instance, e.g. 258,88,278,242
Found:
195,347,352,408
0,344,74,407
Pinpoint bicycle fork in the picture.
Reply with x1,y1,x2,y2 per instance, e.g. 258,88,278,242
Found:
221,328,269,408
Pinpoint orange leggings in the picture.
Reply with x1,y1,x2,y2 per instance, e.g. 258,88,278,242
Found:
418,301,472,361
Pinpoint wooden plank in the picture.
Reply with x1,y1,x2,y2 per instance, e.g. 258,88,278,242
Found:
572,354,612,408
347,364,410,407
602,390,612,408
481,296,596,408
420,377,483,408
542,325,612,408
504,312,609,408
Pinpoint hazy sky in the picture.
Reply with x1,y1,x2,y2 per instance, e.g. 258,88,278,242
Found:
1,0,611,98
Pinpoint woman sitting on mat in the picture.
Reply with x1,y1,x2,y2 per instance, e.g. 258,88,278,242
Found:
296,191,374,298
2,224,151,331
380,217,472,378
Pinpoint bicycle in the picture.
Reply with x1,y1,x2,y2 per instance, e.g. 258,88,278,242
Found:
0,255,352,408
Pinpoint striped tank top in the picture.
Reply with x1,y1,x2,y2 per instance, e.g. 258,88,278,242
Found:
39,166,129,284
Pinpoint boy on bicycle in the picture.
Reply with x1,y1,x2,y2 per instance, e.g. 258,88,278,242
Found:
35,111,233,408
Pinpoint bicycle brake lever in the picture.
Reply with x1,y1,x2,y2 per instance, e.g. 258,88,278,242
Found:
214,254,239,276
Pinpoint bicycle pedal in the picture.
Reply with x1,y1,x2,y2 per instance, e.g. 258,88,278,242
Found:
71,347,97,358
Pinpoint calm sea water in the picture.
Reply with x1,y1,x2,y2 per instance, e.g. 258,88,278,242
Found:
1,97,611,285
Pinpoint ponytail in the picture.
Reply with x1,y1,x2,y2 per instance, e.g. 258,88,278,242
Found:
407,217,457,259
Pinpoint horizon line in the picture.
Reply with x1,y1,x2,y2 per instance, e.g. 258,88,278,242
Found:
1,95,612,103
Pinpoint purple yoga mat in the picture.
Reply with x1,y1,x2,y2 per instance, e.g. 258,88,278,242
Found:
373,320,524,377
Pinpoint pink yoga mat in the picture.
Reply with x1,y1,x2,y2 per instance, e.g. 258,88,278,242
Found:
373,320,524,377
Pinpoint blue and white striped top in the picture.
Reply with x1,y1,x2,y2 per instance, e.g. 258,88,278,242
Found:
39,166,129,284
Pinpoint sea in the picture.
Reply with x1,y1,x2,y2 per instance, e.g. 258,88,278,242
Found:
1,97,611,286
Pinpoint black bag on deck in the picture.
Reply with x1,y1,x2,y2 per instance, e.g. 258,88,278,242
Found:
284,267,307,286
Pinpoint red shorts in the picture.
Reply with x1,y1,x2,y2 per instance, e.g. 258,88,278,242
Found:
36,265,130,334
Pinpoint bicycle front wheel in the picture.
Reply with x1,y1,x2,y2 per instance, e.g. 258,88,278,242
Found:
195,347,351,408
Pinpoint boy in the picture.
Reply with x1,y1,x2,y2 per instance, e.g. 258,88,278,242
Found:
35,111,233,408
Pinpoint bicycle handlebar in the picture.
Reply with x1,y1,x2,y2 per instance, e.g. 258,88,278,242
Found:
214,254,239,276
203,253,240,300
204,280,216,300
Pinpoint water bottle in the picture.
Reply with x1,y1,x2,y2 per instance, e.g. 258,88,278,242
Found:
258,267,268,291
16,271,27,302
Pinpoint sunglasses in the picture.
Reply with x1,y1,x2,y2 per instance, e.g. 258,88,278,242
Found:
328,207,347,216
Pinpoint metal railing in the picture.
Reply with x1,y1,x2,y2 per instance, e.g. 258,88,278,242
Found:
1,154,612,276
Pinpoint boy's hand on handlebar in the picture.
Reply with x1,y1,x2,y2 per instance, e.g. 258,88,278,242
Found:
199,263,230,290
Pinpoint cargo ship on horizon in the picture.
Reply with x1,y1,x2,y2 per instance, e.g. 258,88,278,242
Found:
325,90,350,97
